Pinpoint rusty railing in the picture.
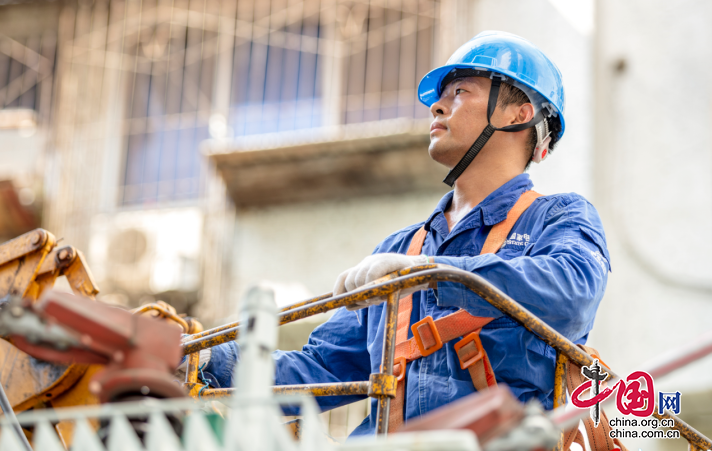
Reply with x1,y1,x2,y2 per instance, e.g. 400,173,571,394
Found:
180,264,712,448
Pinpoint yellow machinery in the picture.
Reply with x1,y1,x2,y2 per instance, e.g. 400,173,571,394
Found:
0,229,98,413
0,228,201,445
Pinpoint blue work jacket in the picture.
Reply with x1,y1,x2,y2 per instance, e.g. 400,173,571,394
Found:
204,173,611,436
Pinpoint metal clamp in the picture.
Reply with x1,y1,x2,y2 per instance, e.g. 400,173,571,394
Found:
368,373,397,399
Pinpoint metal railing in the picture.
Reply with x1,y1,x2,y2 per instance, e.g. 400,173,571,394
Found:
0,394,478,451
180,263,712,449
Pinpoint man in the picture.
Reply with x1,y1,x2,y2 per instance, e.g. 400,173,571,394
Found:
203,31,610,436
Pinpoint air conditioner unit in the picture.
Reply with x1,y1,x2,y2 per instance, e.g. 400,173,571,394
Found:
88,207,203,307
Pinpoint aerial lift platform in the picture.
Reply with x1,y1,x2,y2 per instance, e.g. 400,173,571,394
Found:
0,228,708,451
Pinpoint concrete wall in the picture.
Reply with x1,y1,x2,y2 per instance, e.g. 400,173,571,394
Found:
592,1,712,449
230,191,444,316
0,129,45,182
471,0,595,199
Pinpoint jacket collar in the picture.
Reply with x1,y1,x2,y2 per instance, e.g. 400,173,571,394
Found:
424,174,534,234
480,174,534,226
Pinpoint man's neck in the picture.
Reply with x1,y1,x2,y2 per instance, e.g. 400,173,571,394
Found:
445,161,523,232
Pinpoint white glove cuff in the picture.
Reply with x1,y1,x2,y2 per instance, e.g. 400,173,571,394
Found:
175,347,212,373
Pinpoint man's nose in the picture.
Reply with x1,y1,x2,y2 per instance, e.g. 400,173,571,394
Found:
430,98,448,117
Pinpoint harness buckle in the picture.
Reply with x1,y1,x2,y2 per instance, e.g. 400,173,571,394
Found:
454,330,486,370
411,316,443,357
393,356,407,382
380,356,407,382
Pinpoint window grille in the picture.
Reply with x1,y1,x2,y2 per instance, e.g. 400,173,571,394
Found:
121,2,219,205
0,32,56,121
340,1,437,124
229,3,324,136
228,0,437,137
115,0,438,205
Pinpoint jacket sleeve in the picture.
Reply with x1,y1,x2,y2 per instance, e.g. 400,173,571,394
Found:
203,306,372,413
432,196,611,341
273,306,372,413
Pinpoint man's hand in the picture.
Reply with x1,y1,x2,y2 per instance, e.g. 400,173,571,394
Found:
333,253,429,310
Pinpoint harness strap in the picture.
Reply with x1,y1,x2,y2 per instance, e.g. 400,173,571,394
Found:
480,190,543,254
389,227,429,433
388,189,542,432
562,345,629,451
394,310,493,361
395,227,428,344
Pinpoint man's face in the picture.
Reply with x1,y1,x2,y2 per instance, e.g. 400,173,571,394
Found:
428,77,492,167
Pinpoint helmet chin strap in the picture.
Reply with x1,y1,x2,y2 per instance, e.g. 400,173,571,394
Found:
442,75,545,187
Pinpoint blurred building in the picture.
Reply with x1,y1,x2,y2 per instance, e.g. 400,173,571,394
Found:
0,2,56,242
0,0,709,446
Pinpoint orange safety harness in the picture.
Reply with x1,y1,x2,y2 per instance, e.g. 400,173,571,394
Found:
388,190,542,431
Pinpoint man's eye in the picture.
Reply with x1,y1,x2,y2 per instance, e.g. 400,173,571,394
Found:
455,88,465,95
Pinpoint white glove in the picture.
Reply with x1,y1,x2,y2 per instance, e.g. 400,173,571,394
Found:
333,253,430,310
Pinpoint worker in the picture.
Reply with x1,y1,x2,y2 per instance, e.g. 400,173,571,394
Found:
200,30,610,436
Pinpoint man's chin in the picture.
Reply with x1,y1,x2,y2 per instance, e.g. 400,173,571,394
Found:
428,142,459,168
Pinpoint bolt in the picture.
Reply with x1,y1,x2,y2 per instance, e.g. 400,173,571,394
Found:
31,231,43,245
58,249,70,261
140,386,150,395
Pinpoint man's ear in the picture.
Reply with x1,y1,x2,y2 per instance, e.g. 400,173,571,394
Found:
512,103,535,125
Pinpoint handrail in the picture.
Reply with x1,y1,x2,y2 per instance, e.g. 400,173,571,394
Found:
182,265,436,354
181,264,712,448
132,304,190,333
197,382,371,401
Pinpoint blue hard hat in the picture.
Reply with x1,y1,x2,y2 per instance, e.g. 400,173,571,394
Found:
418,31,566,138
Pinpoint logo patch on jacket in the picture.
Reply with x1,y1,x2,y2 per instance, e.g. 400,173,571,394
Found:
503,232,530,248
589,249,608,271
